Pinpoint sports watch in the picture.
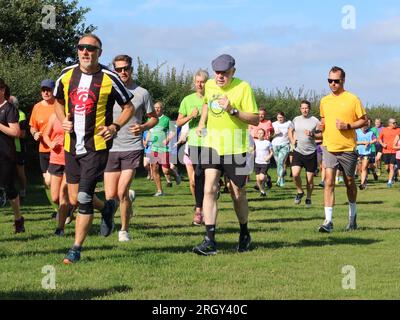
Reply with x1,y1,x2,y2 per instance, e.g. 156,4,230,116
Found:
230,108,239,116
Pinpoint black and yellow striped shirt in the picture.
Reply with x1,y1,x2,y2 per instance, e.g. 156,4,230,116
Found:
54,64,133,155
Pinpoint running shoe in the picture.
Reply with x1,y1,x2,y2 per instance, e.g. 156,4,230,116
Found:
387,182,393,188
260,191,267,197
345,215,357,232
319,181,325,188
294,192,304,205
100,199,117,237
14,217,25,233
237,233,251,253
154,191,165,197
372,171,378,181
118,230,131,242
129,189,136,202
192,212,203,226
318,220,333,233
54,228,65,237
193,236,217,256
166,182,173,188
63,247,81,264
305,198,312,207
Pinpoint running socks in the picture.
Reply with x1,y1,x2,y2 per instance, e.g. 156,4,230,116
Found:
206,225,216,242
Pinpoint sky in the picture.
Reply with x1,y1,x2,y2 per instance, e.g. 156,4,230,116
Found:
77,0,400,107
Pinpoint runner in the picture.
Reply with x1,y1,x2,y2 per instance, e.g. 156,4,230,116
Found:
356,124,377,190
288,100,321,206
54,34,135,264
103,54,158,242
0,79,25,233
193,54,259,255
254,128,273,197
319,66,367,233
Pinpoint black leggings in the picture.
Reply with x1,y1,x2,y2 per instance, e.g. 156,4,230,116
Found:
189,146,205,209
0,159,18,200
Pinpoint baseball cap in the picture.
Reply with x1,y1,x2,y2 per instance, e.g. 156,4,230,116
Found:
212,54,235,72
40,79,55,90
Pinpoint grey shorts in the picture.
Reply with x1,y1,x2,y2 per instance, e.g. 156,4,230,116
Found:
105,150,142,172
322,146,358,177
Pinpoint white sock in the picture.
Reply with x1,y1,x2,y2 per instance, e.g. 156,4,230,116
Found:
324,207,333,222
349,202,357,221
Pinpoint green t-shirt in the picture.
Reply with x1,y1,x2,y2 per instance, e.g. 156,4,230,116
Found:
203,78,258,155
369,127,379,153
150,114,170,152
178,93,203,147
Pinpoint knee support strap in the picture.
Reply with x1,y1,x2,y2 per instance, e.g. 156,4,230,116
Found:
77,191,94,215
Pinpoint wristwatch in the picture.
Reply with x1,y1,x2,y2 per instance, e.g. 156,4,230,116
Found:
230,108,239,116
111,123,121,132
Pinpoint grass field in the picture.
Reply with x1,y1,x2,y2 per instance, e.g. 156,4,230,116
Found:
0,170,399,300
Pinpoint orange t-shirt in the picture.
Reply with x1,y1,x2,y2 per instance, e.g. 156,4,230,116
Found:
379,127,400,154
49,117,65,166
29,101,55,153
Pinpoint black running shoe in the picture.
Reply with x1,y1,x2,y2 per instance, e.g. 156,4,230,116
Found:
294,192,304,205
237,233,251,253
193,236,217,256
100,199,117,237
345,214,357,232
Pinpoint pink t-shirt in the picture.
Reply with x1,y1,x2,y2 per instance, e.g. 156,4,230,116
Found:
49,118,65,166
249,120,273,140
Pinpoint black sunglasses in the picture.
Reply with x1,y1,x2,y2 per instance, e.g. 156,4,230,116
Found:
328,79,342,84
114,66,132,73
77,44,100,52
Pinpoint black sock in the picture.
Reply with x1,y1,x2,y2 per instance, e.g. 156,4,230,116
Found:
206,225,216,242
72,245,82,251
240,223,249,236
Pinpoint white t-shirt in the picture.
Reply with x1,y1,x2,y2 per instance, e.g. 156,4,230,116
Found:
255,139,272,164
272,120,293,147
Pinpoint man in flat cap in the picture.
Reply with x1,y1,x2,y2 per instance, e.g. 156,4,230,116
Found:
194,54,259,256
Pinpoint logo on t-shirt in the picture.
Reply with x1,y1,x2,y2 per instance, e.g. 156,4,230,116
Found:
70,87,97,115
209,94,224,117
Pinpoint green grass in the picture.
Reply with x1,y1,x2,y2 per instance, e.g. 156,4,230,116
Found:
0,171,399,300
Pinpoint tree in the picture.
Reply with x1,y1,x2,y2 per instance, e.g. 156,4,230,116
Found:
0,0,95,65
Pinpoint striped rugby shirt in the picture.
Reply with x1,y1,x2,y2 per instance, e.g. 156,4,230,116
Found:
54,64,133,156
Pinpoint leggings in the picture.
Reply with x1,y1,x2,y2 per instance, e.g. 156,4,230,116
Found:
189,146,205,209
273,144,290,179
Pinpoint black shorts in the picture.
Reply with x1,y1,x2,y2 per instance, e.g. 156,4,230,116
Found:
39,152,50,173
201,147,249,188
16,152,26,166
291,150,318,173
254,164,270,175
105,150,142,172
0,159,18,200
48,164,65,177
65,151,109,185
382,153,396,165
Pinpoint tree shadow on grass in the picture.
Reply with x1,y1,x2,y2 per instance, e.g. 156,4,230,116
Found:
137,212,189,218
251,237,381,250
253,216,322,224
340,201,384,205
0,285,132,300
0,233,52,243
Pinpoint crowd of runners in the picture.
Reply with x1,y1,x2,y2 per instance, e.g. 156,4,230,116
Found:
1,33,400,263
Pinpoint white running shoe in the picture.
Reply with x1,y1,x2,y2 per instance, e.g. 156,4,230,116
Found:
118,230,131,242
129,189,136,202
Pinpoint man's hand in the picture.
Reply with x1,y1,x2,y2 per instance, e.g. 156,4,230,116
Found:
130,123,143,136
218,95,232,113
97,125,117,141
33,131,42,141
336,119,349,130
191,108,199,119
63,113,74,133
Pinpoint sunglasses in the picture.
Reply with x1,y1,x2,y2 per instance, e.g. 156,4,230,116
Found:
328,79,342,84
77,44,100,52
114,66,132,73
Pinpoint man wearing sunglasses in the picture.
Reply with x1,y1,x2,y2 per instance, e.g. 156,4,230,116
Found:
194,54,259,256
54,34,135,264
102,54,158,242
378,118,400,188
319,66,367,233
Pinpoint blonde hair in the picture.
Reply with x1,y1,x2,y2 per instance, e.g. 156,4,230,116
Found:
193,69,209,84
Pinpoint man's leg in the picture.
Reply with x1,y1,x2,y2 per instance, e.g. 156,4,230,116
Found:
152,163,163,194
305,171,315,200
292,166,303,194
117,169,135,232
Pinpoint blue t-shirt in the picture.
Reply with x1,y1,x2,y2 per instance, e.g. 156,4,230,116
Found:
356,129,375,155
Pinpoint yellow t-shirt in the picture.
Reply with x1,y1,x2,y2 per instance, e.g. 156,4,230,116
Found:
203,78,258,155
320,91,366,152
